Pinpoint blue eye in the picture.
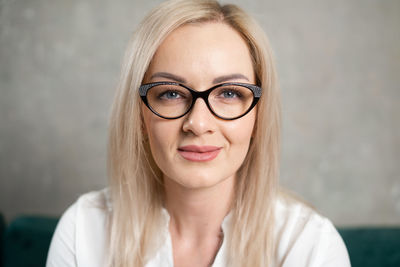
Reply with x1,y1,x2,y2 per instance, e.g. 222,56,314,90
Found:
159,90,182,100
220,89,242,99
222,90,237,98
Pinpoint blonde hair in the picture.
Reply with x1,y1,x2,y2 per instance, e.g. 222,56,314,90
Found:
107,0,281,266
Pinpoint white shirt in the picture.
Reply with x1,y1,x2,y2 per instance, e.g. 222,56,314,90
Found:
46,189,351,267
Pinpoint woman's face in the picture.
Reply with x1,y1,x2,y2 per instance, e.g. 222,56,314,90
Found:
142,22,256,189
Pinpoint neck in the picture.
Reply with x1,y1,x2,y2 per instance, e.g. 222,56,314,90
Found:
163,175,235,239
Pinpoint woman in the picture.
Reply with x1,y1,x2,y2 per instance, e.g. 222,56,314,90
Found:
47,0,350,266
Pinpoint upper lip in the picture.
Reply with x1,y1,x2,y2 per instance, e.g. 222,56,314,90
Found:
178,145,221,152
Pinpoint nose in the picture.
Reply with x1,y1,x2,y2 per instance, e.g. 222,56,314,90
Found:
182,98,216,135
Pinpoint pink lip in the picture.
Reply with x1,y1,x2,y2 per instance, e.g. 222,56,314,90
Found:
178,145,222,162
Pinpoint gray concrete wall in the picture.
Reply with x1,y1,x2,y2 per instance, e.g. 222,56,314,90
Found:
1,0,399,226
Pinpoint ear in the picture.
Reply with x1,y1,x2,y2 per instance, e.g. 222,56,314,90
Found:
140,104,148,137
251,123,256,138
251,114,258,138
142,122,148,137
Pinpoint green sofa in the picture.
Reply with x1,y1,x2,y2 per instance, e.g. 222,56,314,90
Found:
338,227,400,267
1,215,400,267
2,216,59,267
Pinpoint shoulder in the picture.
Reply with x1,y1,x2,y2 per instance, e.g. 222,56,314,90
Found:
274,191,350,267
58,188,111,232
73,188,112,216
275,191,325,233
46,188,111,267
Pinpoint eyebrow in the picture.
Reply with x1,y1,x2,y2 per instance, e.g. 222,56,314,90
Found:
149,72,250,84
150,72,187,83
212,73,249,84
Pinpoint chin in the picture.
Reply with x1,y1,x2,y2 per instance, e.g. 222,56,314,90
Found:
178,179,219,190
168,171,234,190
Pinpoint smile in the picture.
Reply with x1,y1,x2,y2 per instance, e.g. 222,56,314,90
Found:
177,145,222,162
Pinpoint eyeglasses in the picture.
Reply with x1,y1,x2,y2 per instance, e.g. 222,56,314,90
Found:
139,82,262,120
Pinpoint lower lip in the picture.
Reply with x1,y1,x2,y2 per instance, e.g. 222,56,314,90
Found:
178,149,221,162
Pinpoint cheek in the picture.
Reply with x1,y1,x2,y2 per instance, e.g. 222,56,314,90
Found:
142,108,181,161
224,110,256,146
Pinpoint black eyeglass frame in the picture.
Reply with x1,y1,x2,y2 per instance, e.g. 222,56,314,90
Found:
139,81,262,120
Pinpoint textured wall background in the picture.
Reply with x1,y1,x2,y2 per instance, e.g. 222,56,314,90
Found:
0,0,399,226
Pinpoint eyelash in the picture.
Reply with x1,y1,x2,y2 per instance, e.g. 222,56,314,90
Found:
158,89,186,100
222,89,242,98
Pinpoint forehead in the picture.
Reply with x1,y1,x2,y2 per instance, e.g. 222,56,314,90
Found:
146,22,255,85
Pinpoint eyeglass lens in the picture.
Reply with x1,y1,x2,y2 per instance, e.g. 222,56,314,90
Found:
146,84,254,119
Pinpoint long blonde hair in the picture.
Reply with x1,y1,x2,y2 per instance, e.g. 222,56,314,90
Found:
107,0,281,266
